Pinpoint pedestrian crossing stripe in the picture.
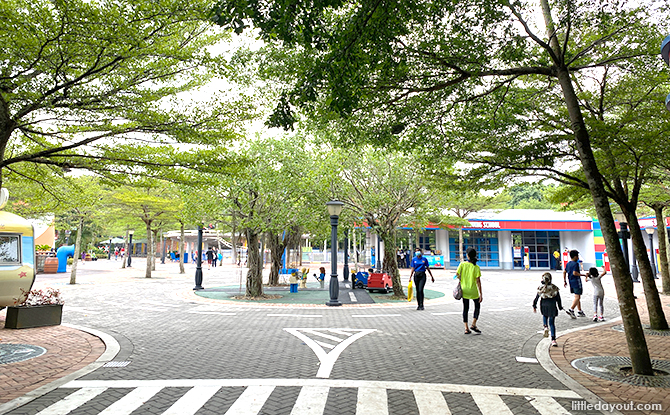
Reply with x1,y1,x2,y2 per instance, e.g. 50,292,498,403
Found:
39,378,581,415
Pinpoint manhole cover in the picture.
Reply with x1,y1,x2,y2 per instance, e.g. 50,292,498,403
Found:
572,356,670,387
611,324,670,336
0,344,47,365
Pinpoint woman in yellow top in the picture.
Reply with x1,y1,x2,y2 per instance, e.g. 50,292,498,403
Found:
457,248,483,334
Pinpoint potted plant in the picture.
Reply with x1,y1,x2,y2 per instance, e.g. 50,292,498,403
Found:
5,288,64,329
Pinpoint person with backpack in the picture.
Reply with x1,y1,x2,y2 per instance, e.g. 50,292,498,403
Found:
533,272,564,347
457,247,483,334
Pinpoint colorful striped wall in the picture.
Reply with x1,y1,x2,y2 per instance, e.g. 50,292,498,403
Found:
592,221,606,267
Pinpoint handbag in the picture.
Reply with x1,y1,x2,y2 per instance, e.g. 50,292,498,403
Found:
453,282,463,300
407,280,414,302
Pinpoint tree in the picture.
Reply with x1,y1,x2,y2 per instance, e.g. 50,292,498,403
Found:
641,184,670,295
214,0,667,374
110,182,179,278
0,0,249,188
333,147,436,298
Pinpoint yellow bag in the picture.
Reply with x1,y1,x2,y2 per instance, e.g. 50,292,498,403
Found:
407,280,414,302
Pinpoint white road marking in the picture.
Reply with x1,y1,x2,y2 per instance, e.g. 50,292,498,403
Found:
357,387,388,415
488,307,518,312
290,386,329,415
140,300,181,308
471,393,514,414
515,357,539,364
268,314,322,318
326,329,354,336
163,385,220,415
314,340,336,350
431,312,462,315
349,292,357,302
351,314,401,318
36,387,106,415
61,379,581,399
224,385,275,415
187,311,237,316
300,329,345,343
98,386,162,415
284,329,377,378
413,389,451,415
527,396,573,414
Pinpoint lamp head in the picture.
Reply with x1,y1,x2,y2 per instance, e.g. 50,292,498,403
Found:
662,34,670,66
129,230,134,235
614,211,626,224
645,226,656,235
326,200,345,216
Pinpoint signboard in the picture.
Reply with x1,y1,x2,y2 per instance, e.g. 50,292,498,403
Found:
513,247,522,258
467,221,501,229
425,255,444,268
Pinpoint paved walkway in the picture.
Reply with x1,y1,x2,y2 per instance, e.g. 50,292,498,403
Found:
550,283,670,415
0,259,667,414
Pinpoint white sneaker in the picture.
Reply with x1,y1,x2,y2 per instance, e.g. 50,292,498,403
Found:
543,327,549,338
551,340,558,347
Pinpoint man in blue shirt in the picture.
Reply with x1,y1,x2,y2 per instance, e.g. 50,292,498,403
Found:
563,249,586,318
409,249,435,310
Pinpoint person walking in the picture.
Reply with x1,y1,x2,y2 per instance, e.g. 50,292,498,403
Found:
457,247,483,334
563,250,586,318
587,267,607,322
533,272,563,347
409,249,434,310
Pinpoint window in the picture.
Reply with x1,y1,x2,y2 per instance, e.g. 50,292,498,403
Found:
0,235,21,264
449,231,499,268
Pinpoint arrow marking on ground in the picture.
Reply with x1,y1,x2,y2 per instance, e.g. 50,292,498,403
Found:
284,328,377,378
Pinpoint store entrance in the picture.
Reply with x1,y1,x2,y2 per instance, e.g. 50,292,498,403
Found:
512,231,560,270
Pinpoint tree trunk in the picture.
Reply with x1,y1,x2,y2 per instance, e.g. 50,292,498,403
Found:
541,0,653,375
69,217,84,285
625,211,668,330
657,207,670,295
267,232,282,285
458,227,464,263
152,229,159,271
122,228,128,269
145,220,153,278
179,222,185,274
381,232,405,298
245,229,263,296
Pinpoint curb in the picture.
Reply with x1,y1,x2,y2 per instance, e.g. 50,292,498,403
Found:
535,317,624,415
0,324,120,415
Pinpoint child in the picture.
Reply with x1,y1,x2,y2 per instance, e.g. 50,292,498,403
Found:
533,272,563,347
586,267,607,322
563,249,585,318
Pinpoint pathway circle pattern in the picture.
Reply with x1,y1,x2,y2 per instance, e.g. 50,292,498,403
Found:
610,324,670,336
0,344,46,365
571,356,670,387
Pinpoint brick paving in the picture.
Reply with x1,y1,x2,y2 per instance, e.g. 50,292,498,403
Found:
550,281,670,415
0,318,104,404
3,259,668,414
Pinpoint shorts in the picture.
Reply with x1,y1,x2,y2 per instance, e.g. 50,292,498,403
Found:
569,279,583,295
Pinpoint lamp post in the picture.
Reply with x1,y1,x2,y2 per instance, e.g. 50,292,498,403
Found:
108,238,112,260
645,227,658,278
161,233,166,265
326,201,344,306
343,229,349,281
614,211,636,281
194,224,204,290
127,230,134,267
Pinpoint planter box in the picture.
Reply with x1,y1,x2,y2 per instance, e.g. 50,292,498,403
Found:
5,304,63,329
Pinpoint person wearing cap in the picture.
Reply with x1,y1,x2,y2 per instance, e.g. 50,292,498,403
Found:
563,249,586,318
409,248,434,310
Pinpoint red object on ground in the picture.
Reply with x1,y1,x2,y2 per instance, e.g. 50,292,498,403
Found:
367,272,393,293
603,252,610,272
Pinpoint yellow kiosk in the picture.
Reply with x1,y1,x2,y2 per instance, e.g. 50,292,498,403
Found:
0,189,36,307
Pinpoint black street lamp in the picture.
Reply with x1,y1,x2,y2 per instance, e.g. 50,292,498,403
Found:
343,229,349,281
127,230,134,267
194,224,204,290
645,227,658,279
326,201,344,306
614,212,637,282
161,234,166,265
108,238,112,260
